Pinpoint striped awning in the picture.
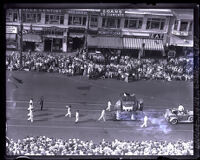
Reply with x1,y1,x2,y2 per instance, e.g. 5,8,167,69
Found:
87,35,99,47
123,38,164,51
87,35,123,49
23,34,42,43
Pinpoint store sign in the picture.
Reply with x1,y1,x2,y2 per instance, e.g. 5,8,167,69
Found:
6,26,17,34
100,9,125,17
150,33,164,39
68,10,87,15
172,30,188,36
98,29,121,36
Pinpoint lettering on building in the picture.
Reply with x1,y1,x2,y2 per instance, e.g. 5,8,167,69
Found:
6,26,18,34
100,9,125,17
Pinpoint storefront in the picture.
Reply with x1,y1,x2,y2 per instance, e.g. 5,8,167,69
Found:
122,32,165,57
22,33,42,51
87,28,123,55
6,26,18,50
42,27,66,52
67,28,85,52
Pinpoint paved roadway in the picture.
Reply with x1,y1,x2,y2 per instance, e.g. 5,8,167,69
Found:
6,71,193,143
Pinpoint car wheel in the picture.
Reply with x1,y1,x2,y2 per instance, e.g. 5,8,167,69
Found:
170,119,178,125
188,116,193,122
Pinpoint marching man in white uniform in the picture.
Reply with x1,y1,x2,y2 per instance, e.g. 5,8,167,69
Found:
28,99,33,110
98,109,106,122
106,100,112,111
27,109,34,123
75,110,79,123
141,115,148,128
65,105,72,118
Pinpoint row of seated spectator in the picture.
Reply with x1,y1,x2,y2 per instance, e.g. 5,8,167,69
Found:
6,51,193,82
6,136,193,155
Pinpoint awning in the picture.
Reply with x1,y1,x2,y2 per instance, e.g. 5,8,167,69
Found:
6,34,16,40
69,33,84,38
87,35,99,47
23,34,42,42
169,35,193,47
98,36,123,49
87,35,123,49
123,38,164,51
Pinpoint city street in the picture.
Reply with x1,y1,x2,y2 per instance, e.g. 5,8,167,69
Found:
6,71,193,143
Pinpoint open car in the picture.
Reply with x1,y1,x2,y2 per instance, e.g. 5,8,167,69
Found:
113,93,144,121
164,108,193,125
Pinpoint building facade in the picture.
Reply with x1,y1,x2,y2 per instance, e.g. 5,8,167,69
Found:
5,8,193,57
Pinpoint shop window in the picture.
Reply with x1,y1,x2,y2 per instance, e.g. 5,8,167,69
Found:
102,17,120,28
68,14,87,26
146,18,165,30
90,15,98,27
173,20,178,30
124,17,143,29
45,14,65,25
22,13,41,23
180,21,188,31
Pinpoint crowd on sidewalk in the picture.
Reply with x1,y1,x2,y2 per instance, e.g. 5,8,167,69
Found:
6,51,193,81
6,136,193,155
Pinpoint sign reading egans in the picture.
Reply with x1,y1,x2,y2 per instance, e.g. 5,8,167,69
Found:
6,26,18,34
100,9,125,17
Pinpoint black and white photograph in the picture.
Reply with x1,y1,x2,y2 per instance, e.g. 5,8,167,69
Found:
4,4,198,158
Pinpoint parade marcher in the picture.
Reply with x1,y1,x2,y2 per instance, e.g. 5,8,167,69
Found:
98,109,106,122
178,104,185,115
27,109,34,123
141,115,148,128
106,100,111,111
39,96,44,111
65,105,72,118
28,98,33,111
75,110,79,123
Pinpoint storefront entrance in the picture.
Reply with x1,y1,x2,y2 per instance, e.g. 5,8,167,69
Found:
23,42,35,52
44,38,63,52
68,37,84,52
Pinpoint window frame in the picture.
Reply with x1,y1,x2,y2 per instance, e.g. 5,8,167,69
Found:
6,10,18,22
89,15,98,28
146,18,166,30
179,21,189,32
102,17,121,29
124,17,143,29
45,14,64,25
22,12,41,23
68,14,87,26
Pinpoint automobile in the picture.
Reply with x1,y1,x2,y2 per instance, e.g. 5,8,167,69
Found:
113,92,144,120
164,108,193,125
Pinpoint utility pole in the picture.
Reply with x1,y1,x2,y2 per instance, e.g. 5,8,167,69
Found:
18,9,23,68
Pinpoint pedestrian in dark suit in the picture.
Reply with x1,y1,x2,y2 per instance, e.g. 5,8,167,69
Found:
40,96,44,111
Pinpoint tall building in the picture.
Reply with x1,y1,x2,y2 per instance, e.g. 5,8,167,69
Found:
5,8,193,57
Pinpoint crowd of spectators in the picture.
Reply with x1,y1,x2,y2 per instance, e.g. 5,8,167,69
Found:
6,51,193,82
6,136,193,155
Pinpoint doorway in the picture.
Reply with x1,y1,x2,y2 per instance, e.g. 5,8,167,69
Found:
44,39,52,52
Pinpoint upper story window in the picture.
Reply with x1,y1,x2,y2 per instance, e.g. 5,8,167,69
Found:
146,18,165,30
173,20,178,30
45,14,64,25
102,17,120,28
22,13,41,23
180,21,188,31
90,15,98,28
189,22,193,32
6,10,18,22
124,17,143,29
68,14,87,26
